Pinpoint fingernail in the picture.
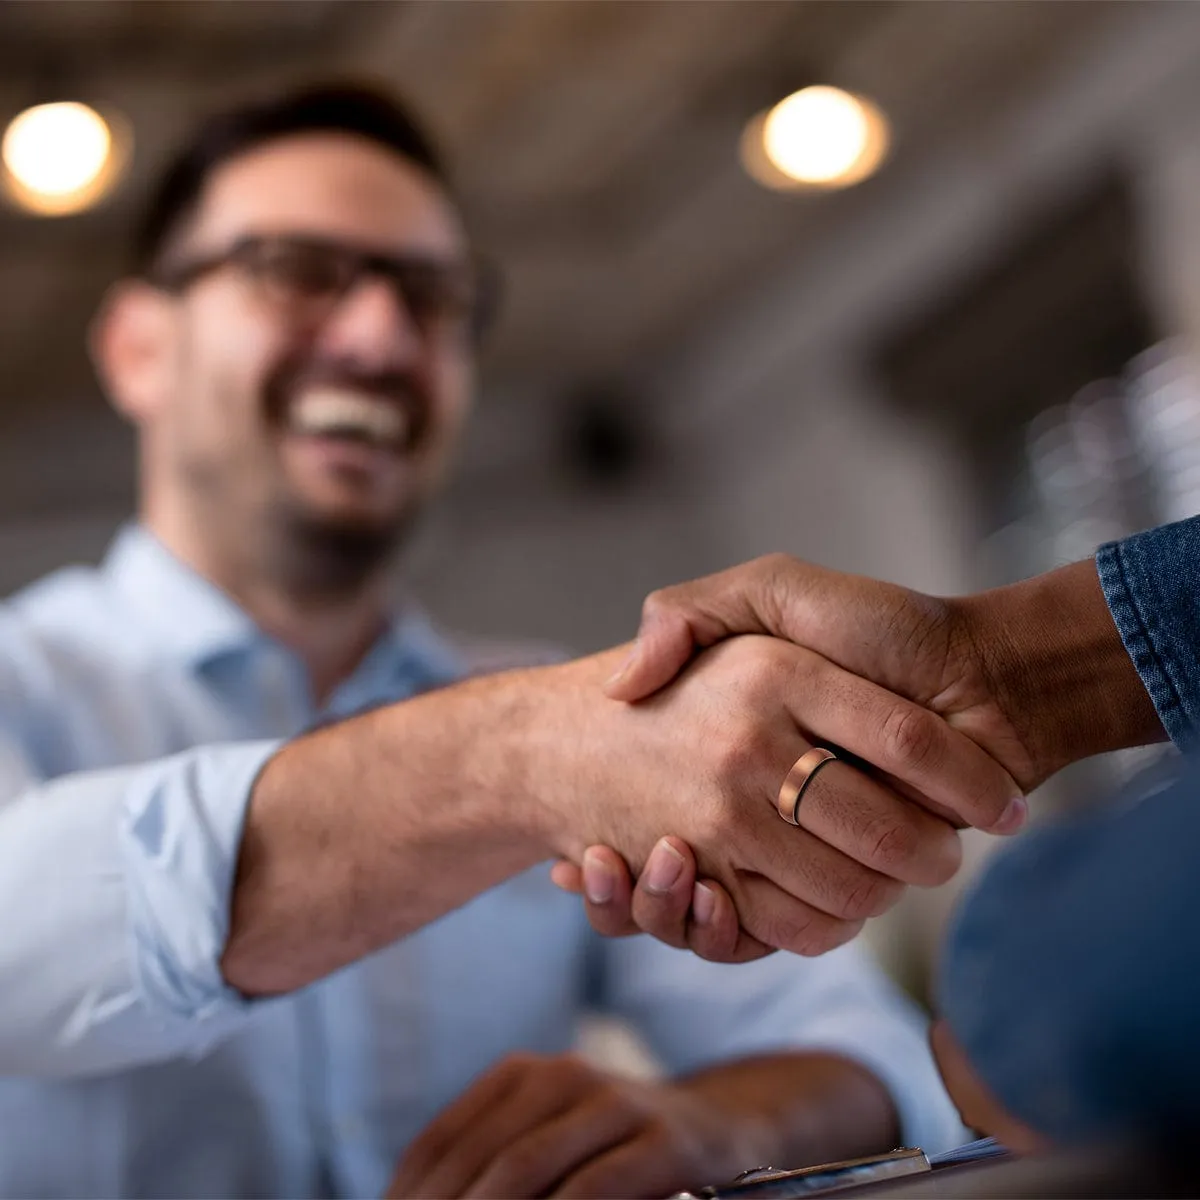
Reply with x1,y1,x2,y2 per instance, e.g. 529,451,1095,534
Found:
605,642,639,689
693,883,716,926
582,849,614,904
644,838,685,895
991,795,1028,836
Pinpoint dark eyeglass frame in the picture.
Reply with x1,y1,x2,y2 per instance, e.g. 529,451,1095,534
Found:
145,233,502,342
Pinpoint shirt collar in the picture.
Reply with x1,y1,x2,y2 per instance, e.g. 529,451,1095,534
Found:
102,524,465,693
103,524,259,667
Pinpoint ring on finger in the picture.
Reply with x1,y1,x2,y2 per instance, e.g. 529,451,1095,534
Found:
776,747,838,826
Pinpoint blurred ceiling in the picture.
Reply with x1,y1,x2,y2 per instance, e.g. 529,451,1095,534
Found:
0,0,1126,516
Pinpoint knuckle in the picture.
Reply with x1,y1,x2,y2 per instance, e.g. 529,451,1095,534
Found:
693,940,737,965
496,1050,541,1081
866,817,922,875
881,703,942,772
722,639,786,697
547,1053,592,1090
495,1143,539,1184
643,882,690,917
711,727,762,784
487,1051,544,1089
684,789,733,849
632,907,689,950
748,637,792,679
640,587,677,624
592,1082,640,1130
759,551,798,582
640,1115,673,1152
837,871,902,922
689,920,738,964
588,905,635,937
761,554,806,628
798,917,863,957
753,906,819,954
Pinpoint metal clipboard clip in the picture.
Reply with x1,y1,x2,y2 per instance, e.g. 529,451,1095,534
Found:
670,1138,1008,1199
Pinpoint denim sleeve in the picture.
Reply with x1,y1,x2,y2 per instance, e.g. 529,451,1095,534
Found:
936,759,1200,1147
1097,515,1200,750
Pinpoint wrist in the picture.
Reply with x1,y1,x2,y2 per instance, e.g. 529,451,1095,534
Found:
415,667,564,858
953,558,1166,785
676,1053,901,1176
224,676,563,995
484,648,633,863
668,1077,775,1183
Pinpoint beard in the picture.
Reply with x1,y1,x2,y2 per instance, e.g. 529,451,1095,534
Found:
172,347,441,604
254,349,434,599
262,490,415,602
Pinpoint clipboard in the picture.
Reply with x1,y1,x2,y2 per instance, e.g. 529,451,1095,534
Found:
670,1138,1009,1199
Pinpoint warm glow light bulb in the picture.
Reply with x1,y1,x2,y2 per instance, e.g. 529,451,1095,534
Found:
2,102,120,215
747,86,889,191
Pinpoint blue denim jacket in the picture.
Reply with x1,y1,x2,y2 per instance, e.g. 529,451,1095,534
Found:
1096,515,1200,749
938,515,1200,1146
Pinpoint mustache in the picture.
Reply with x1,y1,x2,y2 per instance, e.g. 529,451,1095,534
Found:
263,355,427,436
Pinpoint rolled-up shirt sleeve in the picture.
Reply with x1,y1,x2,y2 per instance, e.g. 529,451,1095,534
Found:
595,935,967,1155
0,730,280,1077
1097,514,1200,750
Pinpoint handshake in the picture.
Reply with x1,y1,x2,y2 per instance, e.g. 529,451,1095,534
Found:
538,551,1162,962
226,545,1162,995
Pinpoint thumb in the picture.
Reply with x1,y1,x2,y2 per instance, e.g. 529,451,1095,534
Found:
603,615,696,702
605,560,784,702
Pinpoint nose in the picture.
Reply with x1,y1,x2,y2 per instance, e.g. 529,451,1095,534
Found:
315,275,424,370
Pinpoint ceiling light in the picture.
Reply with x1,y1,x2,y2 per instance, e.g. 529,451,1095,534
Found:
2,101,126,216
742,85,889,191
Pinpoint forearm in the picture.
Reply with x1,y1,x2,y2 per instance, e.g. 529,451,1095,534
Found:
955,558,1166,783
221,665,567,995
678,1052,901,1178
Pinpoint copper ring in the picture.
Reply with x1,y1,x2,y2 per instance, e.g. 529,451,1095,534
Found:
776,747,838,826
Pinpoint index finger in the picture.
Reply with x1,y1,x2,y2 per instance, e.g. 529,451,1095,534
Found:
783,648,1025,834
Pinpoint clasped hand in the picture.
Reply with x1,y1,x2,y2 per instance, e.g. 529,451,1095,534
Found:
386,1052,749,1199
550,554,1038,960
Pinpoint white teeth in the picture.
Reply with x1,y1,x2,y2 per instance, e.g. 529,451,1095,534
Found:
290,388,410,446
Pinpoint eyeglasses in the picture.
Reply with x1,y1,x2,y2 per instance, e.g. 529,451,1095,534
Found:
147,234,501,341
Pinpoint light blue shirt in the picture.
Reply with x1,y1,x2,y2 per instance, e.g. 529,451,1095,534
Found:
0,526,963,1197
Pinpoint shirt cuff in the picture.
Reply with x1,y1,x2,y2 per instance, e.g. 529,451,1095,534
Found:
120,740,281,1050
1097,518,1200,750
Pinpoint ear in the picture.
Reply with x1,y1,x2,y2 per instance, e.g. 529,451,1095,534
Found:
89,281,180,425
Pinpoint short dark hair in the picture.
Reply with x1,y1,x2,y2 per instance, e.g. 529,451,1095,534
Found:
132,81,449,273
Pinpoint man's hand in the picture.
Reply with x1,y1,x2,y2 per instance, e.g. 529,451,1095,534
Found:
385,1053,745,1199
552,554,1165,951
527,634,1027,959
548,838,745,959
605,554,1163,796
225,625,1008,994
387,1049,901,1199
224,586,1045,995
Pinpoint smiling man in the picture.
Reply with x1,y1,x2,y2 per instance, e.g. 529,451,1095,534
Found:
0,84,971,1197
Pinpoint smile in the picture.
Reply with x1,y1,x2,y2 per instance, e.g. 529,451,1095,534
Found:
288,387,413,450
